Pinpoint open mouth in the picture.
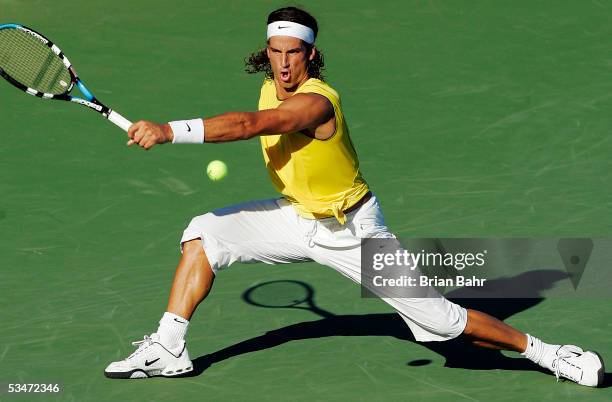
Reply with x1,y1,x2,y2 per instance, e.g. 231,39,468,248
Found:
280,70,291,82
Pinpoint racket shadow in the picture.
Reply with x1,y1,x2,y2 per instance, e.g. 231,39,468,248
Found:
184,270,604,380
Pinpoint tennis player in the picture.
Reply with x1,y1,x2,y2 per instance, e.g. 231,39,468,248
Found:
104,7,604,386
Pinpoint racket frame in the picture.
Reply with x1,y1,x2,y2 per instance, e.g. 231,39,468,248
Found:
0,23,131,131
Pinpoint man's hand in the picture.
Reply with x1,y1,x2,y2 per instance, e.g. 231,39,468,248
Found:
126,121,173,150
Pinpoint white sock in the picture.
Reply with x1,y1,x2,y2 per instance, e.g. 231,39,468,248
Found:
156,312,189,349
521,333,560,371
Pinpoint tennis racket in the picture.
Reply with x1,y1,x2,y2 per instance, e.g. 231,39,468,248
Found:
0,23,132,131
242,280,334,318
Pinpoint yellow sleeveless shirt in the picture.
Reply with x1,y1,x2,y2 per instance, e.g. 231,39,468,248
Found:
258,78,369,224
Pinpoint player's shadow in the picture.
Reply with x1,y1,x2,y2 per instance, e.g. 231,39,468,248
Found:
186,269,611,386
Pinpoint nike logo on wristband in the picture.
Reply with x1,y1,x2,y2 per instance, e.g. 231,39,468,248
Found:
278,26,289,29
144,358,160,366
173,318,186,324
186,123,191,132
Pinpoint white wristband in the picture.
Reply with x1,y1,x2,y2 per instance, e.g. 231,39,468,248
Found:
169,119,205,144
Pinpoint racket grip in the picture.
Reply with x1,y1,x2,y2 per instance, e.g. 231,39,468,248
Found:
107,110,133,132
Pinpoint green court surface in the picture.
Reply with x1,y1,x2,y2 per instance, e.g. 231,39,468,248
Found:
1,1,612,401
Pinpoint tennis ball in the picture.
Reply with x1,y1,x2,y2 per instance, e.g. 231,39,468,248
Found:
206,160,228,181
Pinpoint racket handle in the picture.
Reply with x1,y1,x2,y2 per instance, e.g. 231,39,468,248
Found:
107,110,132,132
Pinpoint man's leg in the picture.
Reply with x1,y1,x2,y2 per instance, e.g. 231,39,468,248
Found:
150,239,215,357
313,196,604,387
166,239,215,320
103,241,213,379
105,198,311,379
463,309,526,351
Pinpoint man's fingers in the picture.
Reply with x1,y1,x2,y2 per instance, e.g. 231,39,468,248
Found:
126,127,144,147
133,130,145,144
145,139,157,150
127,120,149,141
125,121,162,150
127,121,141,139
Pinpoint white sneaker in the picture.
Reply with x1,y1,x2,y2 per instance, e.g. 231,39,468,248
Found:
104,333,192,379
552,345,604,387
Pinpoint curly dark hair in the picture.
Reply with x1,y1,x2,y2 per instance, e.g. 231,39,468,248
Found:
245,6,325,80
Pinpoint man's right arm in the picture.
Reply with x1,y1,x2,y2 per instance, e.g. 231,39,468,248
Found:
126,92,333,150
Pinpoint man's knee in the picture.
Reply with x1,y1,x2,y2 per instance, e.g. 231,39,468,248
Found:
181,238,210,265
438,303,468,340
182,238,204,254
181,212,216,254
397,299,468,342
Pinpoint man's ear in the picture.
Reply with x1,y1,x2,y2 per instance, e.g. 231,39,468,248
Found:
308,46,316,61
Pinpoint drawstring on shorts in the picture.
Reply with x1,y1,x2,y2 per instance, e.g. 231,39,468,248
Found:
303,220,318,248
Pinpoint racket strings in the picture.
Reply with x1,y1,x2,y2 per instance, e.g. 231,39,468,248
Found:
0,28,71,95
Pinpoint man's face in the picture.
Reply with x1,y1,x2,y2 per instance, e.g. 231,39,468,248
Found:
267,36,315,91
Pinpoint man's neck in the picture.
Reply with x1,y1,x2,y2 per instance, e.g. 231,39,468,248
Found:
274,75,311,101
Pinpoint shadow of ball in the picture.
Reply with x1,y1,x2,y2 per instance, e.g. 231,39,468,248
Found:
407,359,432,366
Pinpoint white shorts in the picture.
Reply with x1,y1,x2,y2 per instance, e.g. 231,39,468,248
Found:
180,195,467,342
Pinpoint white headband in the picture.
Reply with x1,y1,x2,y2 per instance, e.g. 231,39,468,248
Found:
266,21,315,44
